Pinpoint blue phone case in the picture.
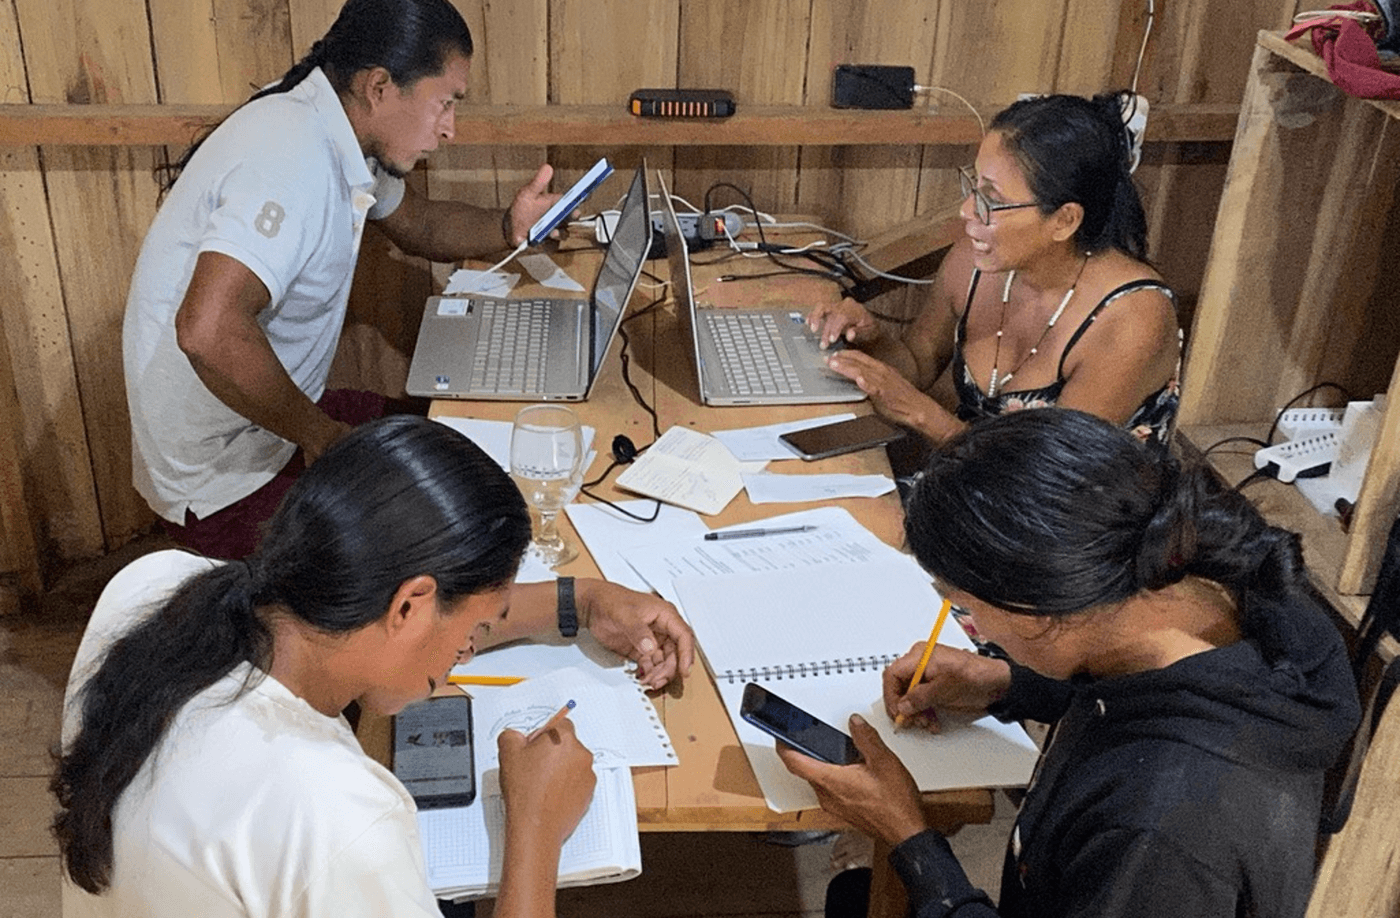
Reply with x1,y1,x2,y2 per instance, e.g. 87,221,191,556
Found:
527,158,615,245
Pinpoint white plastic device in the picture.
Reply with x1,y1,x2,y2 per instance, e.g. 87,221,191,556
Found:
1275,406,1346,441
1253,431,1340,483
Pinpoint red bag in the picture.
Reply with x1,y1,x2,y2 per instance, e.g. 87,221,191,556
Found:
1286,2,1400,100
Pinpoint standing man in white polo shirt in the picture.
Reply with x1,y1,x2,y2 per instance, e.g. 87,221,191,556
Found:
124,0,560,559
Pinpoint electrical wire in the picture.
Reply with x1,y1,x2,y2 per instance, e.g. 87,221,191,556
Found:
1132,0,1155,94
911,84,985,136
572,291,667,523
1264,382,1353,445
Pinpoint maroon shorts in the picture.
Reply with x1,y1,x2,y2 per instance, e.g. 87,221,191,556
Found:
159,390,394,560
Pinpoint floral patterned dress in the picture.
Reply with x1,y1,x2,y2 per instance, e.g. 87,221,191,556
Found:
950,270,1182,451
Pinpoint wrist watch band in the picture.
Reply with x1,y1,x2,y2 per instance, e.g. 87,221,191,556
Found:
501,208,515,247
556,576,578,637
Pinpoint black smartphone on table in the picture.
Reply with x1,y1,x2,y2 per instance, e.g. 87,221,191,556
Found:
740,683,862,765
779,414,905,461
392,694,477,809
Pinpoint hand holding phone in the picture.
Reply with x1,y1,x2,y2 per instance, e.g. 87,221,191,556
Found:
527,157,614,246
740,683,861,765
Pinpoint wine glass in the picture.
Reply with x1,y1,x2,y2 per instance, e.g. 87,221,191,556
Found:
509,404,585,567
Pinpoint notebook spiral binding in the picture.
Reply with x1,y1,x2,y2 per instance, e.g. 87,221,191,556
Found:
721,655,900,683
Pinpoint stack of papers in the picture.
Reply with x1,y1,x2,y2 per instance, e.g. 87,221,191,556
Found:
613,423,895,515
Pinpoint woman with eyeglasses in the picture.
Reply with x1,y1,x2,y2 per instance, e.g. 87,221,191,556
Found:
808,92,1180,456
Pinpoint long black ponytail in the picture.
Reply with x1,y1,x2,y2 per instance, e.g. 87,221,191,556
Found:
52,416,529,893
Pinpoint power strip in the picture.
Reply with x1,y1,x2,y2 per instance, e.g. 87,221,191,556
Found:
593,209,745,246
1254,430,1339,483
652,210,745,243
1275,406,1346,441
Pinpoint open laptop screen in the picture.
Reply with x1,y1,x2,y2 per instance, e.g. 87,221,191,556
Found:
588,165,650,377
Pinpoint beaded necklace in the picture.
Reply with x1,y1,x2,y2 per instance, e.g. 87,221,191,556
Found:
986,255,1090,398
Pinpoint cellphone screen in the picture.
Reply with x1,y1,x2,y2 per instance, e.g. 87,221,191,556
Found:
740,683,861,765
779,414,904,460
392,695,477,809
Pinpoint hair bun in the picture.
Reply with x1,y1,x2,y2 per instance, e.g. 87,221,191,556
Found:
1134,467,1199,591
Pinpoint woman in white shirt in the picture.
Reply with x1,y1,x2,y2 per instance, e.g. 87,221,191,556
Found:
53,415,693,918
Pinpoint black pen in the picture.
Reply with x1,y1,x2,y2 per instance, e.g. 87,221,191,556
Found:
704,524,817,541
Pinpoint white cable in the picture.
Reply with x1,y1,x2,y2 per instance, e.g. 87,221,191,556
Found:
1131,0,1155,94
841,247,941,285
480,240,527,275
911,84,985,136
759,221,862,246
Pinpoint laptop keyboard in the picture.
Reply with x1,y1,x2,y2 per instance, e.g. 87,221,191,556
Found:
705,312,804,396
469,300,552,393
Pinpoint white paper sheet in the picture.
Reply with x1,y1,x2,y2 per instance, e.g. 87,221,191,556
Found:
741,470,895,503
518,252,586,291
619,506,910,605
419,765,639,900
432,415,596,474
565,500,709,592
673,561,1040,812
710,413,857,462
469,665,677,769
614,426,744,515
443,269,519,296
453,630,627,682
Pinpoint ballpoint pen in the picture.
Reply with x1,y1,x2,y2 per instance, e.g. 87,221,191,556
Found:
704,524,817,541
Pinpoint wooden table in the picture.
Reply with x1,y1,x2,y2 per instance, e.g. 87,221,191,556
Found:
365,224,997,913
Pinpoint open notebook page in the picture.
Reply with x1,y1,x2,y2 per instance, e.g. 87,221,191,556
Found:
674,558,1039,812
418,766,639,900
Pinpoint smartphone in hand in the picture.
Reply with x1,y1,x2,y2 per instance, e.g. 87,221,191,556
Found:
740,683,861,765
527,157,615,246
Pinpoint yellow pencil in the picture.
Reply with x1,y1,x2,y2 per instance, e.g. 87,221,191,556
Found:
447,674,526,686
526,699,576,741
894,598,953,728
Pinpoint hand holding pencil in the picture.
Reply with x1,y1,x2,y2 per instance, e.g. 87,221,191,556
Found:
497,699,595,848
882,599,1014,731
526,699,577,741
893,600,952,728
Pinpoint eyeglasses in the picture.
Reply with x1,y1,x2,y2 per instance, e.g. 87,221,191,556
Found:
958,165,1039,225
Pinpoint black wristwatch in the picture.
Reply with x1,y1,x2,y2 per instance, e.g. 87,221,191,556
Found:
557,576,578,637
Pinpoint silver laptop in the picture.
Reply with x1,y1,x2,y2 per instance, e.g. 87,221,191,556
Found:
656,172,865,406
405,163,652,401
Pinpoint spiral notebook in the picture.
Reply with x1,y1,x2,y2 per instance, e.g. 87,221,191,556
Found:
673,557,1040,813
418,662,674,899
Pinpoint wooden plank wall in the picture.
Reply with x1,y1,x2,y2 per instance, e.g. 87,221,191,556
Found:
0,0,1307,599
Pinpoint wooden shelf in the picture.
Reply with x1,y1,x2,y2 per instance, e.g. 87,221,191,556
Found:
0,101,1241,147
1178,30,1400,605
